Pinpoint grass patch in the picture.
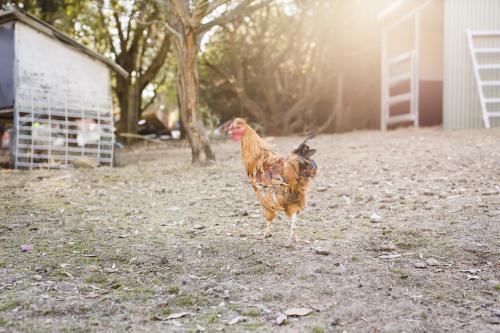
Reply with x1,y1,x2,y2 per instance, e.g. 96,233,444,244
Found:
299,273,310,281
350,256,360,262
311,326,325,333
206,312,219,324
84,273,108,285
252,264,266,274
227,303,238,311
420,311,428,320
242,321,263,330
0,299,22,312
172,293,209,307
155,306,171,317
167,285,180,294
493,284,500,291
242,309,260,317
174,295,194,307
389,267,409,279
320,287,334,296
261,293,283,302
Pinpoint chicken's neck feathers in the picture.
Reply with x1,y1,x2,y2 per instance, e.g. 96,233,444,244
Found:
240,126,269,173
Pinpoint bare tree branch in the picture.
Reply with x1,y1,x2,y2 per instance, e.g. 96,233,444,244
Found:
199,0,272,33
140,35,171,91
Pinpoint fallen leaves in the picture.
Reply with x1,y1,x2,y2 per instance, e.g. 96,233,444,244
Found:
153,312,191,321
284,307,313,317
227,316,247,325
166,312,190,320
378,253,401,259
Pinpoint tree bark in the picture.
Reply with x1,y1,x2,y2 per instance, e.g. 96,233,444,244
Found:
175,29,215,164
117,78,141,143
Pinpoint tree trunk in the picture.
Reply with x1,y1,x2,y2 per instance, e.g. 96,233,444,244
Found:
117,78,141,143
175,29,215,164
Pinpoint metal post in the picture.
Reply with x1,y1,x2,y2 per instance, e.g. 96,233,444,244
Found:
413,11,421,128
64,90,68,166
30,87,34,169
48,93,51,169
381,29,388,130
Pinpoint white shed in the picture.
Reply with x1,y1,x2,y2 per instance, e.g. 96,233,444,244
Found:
379,0,500,130
0,6,127,169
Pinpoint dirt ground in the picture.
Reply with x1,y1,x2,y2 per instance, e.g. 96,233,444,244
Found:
0,128,499,333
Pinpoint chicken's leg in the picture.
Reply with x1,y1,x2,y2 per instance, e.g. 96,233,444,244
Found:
289,213,299,243
261,209,276,239
264,220,272,238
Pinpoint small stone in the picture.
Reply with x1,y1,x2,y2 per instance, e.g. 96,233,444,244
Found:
193,224,206,230
20,244,33,252
369,212,382,223
425,258,440,266
276,312,287,325
33,274,43,281
314,248,331,256
413,261,427,269
330,318,340,326
379,241,396,251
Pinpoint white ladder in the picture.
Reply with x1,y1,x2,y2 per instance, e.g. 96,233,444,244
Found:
466,30,500,129
381,50,419,129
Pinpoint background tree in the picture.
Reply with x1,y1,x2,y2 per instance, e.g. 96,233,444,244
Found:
200,0,384,134
94,0,171,138
202,2,336,135
160,0,270,164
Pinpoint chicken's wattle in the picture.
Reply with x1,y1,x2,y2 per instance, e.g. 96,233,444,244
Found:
231,128,245,141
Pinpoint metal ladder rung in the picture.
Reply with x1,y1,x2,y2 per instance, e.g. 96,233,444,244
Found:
388,73,411,87
388,92,411,106
387,113,415,125
478,64,500,70
475,48,500,53
469,31,500,37
388,51,413,66
488,112,500,117
485,98,500,104
481,81,500,86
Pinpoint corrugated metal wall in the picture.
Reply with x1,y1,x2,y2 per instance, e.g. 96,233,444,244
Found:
444,0,500,129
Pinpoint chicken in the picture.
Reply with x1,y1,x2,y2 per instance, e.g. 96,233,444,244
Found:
228,118,317,243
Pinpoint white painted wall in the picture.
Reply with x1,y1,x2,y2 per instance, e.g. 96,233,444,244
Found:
15,22,111,97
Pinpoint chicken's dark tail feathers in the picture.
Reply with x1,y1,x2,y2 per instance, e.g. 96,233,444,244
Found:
292,134,317,160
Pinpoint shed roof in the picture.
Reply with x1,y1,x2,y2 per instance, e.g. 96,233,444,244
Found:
0,5,128,78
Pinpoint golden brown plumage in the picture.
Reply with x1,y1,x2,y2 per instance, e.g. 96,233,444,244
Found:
228,118,317,243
